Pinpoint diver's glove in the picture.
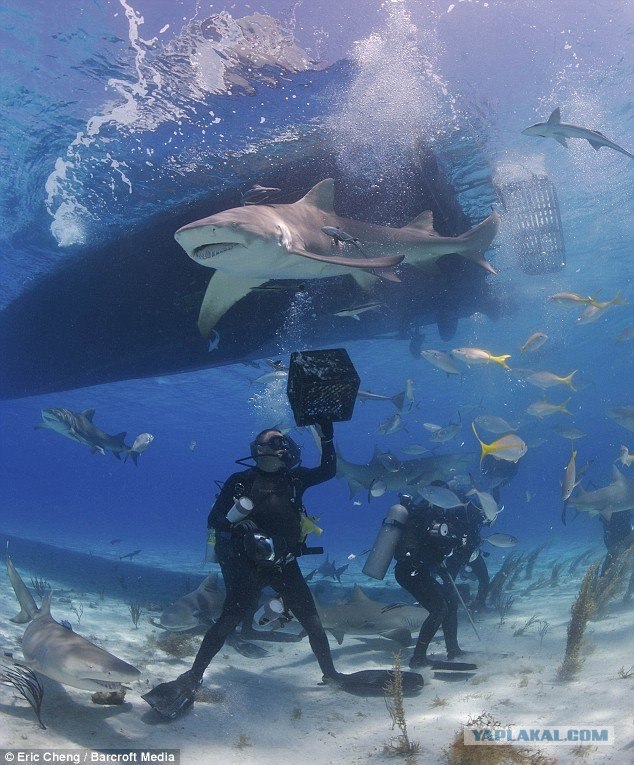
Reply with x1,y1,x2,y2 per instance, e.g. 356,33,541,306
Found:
314,418,334,442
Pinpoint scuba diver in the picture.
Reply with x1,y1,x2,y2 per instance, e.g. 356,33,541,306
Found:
143,422,423,719
393,482,483,669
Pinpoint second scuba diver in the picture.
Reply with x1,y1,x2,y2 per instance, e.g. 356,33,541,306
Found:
393,482,484,668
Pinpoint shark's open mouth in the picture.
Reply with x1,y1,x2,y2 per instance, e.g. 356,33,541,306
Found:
193,243,242,261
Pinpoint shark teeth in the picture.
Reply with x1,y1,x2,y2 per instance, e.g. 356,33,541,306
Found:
193,243,241,260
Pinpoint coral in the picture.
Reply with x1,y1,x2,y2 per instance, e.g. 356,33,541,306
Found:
145,631,198,659
512,614,540,637
556,562,600,681
91,688,126,705
235,733,252,749
383,653,420,762
444,712,556,765
0,664,46,729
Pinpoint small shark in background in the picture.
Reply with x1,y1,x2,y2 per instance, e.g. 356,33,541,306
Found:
35,407,133,460
566,466,634,521
5,552,140,692
174,178,499,337
607,406,634,433
314,585,428,645
522,108,634,159
316,555,348,583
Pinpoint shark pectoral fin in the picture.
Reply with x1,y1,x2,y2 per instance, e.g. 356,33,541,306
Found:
587,139,604,151
82,408,96,421
381,628,413,647
547,108,561,124
554,135,569,148
294,247,403,269
198,272,267,338
349,270,379,291
328,629,345,645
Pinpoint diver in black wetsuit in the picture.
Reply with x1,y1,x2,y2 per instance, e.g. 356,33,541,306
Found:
142,422,341,717
394,485,483,669
599,510,633,576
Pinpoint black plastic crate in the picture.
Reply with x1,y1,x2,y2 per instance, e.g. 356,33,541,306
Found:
287,348,361,426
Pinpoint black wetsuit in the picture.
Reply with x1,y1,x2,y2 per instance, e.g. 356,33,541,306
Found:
394,501,482,666
190,438,338,682
599,510,633,575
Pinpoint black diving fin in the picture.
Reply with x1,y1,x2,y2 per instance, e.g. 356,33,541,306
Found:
323,669,424,697
141,671,201,719
427,660,477,671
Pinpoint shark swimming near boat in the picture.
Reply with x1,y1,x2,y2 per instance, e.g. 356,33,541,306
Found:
566,466,634,521
522,108,634,159
5,552,140,692
35,407,133,460
336,446,475,498
174,179,500,337
314,585,428,645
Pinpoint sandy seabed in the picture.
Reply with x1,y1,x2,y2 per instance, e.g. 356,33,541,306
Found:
1,537,633,765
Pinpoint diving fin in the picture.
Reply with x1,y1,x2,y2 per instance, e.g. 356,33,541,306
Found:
428,660,477,671
141,671,201,719
323,669,424,697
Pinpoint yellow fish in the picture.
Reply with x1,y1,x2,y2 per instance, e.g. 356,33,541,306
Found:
300,514,323,539
526,370,577,391
526,398,572,419
618,446,634,467
520,332,548,353
471,422,527,468
451,347,511,370
549,291,597,306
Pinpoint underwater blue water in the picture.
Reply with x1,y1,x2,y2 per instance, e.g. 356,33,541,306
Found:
1,0,633,581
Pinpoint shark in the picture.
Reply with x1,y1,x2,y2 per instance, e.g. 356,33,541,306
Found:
607,406,634,433
6,553,140,692
336,446,475,498
522,108,634,159
35,407,132,459
174,178,500,337
314,585,428,645
566,466,634,521
152,572,225,632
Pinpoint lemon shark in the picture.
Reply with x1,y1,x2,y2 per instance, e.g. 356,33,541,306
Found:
35,407,132,459
336,446,475,498
314,585,428,645
6,553,140,692
174,179,500,337
152,572,225,632
566,466,634,521
522,108,634,159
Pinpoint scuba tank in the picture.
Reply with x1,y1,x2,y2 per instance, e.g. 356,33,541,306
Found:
362,499,410,580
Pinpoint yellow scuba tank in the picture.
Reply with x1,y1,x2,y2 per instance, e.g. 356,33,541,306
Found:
205,529,217,563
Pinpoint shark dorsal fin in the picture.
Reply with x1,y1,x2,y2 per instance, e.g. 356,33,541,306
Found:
349,585,371,604
611,465,625,484
547,108,561,125
297,179,335,213
403,210,436,233
113,432,127,444
82,408,96,421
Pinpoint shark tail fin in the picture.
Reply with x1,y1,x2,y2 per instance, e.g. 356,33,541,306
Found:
391,391,406,411
455,212,500,274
